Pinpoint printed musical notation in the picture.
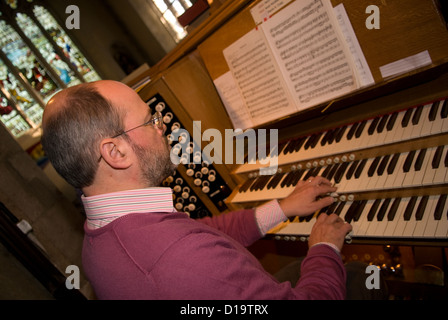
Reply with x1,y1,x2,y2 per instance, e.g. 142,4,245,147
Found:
214,0,372,130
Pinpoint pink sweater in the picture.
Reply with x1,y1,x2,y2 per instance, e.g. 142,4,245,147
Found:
82,209,346,299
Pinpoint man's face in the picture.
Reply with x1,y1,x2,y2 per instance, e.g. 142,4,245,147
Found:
109,83,178,186
127,101,177,186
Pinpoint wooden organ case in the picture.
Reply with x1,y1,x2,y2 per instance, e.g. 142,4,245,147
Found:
135,0,448,299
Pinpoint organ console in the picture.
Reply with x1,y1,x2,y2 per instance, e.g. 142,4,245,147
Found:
133,0,448,298
227,96,448,245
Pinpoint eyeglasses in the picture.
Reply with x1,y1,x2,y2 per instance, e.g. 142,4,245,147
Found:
112,111,163,138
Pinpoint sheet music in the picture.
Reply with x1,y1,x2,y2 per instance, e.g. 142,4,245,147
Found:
223,28,296,126
261,0,359,110
333,3,375,88
213,72,253,130
250,0,293,25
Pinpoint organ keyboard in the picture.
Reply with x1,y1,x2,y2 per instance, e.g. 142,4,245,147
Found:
227,98,448,244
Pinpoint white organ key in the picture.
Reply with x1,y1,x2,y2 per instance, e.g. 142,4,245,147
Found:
434,194,448,238
353,199,375,237
421,147,437,185
384,198,407,237
422,195,444,237
409,105,425,138
375,198,400,237
412,195,434,238
382,112,400,144
411,148,432,186
393,197,414,237
440,100,448,133
430,100,446,135
390,110,407,143
373,155,393,190
402,196,420,237
433,145,448,184
400,150,417,187
416,104,433,137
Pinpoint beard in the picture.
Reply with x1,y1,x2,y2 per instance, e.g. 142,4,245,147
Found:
131,135,178,187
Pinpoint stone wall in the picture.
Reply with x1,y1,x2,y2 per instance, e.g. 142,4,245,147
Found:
0,124,94,299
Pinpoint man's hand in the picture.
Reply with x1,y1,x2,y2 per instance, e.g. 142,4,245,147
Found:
279,176,337,218
308,213,353,251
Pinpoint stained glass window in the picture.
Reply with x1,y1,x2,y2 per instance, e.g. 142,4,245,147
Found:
0,0,101,138
33,5,100,82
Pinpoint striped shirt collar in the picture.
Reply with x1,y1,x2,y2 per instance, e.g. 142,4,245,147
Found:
82,187,175,230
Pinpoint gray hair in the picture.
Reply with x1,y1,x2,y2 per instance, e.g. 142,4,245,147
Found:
41,84,123,189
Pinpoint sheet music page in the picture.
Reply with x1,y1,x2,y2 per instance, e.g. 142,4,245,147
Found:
213,72,253,130
260,0,360,111
250,0,293,25
223,27,296,127
333,3,374,88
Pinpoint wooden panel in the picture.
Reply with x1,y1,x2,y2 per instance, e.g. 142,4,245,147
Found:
197,6,257,80
331,0,448,83
199,0,448,84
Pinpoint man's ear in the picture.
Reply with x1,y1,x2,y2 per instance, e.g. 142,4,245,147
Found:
99,138,132,169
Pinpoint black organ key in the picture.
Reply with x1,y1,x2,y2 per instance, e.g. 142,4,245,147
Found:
368,117,380,135
326,201,339,215
335,201,346,216
415,195,429,221
368,156,381,177
386,112,398,131
377,198,391,221
290,169,305,186
434,194,447,221
251,175,270,191
344,201,360,223
432,146,444,169
377,114,389,133
346,122,359,140
411,105,423,125
441,100,448,118
240,177,256,193
326,163,340,181
387,153,400,174
429,102,439,121
387,198,402,221
355,159,367,178
353,200,368,222
414,148,427,171
267,172,286,189
303,167,320,181
444,146,448,168
335,126,347,142
377,155,391,176
401,108,414,127
320,130,331,146
321,164,333,179
281,170,296,187
293,137,307,152
283,137,298,154
367,199,382,221
310,132,324,149
282,138,295,154
346,160,360,179
355,120,367,138
326,128,337,145
334,162,349,183
403,196,418,221
403,150,416,173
